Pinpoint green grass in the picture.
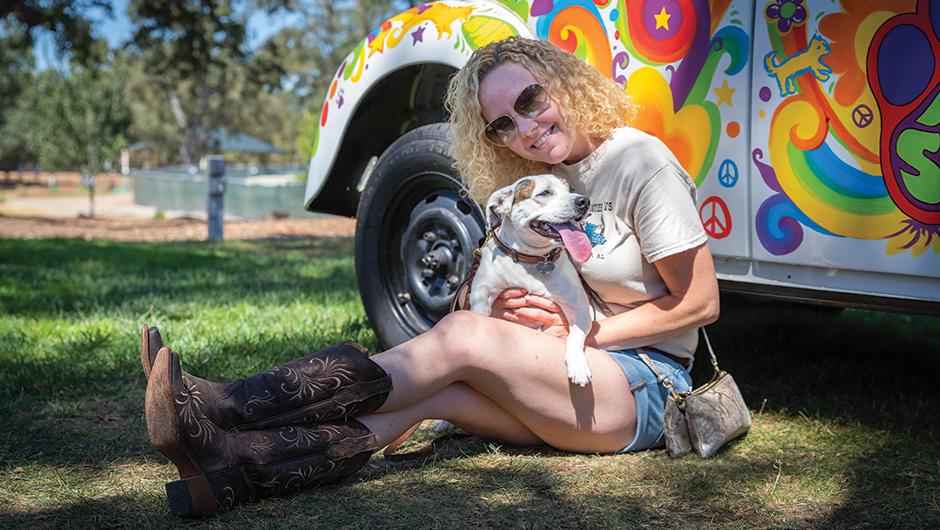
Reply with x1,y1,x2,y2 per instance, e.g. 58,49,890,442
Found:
0,236,938,529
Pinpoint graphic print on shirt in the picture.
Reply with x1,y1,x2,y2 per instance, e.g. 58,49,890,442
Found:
584,221,607,247
582,197,613,260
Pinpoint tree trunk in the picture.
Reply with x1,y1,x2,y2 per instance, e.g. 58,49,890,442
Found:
166,86,193,166
89,175,95,218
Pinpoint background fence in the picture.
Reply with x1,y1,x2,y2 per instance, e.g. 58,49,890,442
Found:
132,166,321,219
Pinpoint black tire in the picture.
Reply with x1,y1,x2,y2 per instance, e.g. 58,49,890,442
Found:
354,123,486,349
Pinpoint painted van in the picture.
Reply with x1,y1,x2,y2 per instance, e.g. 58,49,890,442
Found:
302,0,940,348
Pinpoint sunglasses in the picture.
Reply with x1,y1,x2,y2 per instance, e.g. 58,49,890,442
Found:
483,84,551,146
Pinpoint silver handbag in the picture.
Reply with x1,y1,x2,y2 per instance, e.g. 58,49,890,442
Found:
638,329,751,458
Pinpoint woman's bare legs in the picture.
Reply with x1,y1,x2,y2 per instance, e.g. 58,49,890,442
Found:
359,311,638,454
359,382,543,447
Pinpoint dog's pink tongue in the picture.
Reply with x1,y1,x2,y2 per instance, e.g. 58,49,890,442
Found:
552,222,592,263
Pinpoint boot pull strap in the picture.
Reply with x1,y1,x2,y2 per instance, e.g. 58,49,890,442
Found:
326,433,379,460
331,376,393,406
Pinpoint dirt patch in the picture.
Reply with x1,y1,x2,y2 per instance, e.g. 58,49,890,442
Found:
0,214,356,242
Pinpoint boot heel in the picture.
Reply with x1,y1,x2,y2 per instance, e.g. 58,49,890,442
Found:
165,475,218,517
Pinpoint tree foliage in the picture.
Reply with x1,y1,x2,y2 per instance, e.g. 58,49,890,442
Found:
0,1,414,170
127,0,248,165
0,24,36,170
18,57,131,173
0,0,110,65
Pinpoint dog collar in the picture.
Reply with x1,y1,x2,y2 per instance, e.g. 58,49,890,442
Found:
491,227,563,265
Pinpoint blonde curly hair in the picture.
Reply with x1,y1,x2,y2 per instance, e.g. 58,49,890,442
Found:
445,36,635,205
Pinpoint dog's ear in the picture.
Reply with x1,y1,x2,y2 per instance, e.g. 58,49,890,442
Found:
486,184,515,229
512,178,536,205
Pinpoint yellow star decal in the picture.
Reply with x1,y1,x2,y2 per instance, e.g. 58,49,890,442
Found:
714,79,735,107
367,33,386,57
654,7,671,30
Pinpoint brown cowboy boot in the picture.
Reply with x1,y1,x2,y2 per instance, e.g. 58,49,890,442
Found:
139,325,391,429
140,324,165,379
146,347,382,517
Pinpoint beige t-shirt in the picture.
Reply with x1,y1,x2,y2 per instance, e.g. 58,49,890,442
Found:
552,126,708,359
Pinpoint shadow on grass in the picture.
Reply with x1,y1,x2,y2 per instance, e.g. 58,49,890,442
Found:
1,495,165,530
1,237,939,527
704,294,940,528
0,238,358,317
704,294,940,434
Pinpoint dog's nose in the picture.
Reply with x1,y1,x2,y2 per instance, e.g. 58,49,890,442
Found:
574,196,590,221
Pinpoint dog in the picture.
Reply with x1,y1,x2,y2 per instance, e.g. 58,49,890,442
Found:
469,173,595,386
763,34,832,96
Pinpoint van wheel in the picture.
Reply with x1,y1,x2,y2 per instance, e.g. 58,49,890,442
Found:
355,123,486,349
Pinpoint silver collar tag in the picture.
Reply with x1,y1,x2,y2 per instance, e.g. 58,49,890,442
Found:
535,261,555,276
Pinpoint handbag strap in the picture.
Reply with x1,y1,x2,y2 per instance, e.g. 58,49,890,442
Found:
699,327,721,375
636,327,724,402
636,350,685,401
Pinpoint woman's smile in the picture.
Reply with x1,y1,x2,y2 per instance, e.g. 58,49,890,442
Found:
531,125,555,149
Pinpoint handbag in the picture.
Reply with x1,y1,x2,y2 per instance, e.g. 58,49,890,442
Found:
638,328,751,458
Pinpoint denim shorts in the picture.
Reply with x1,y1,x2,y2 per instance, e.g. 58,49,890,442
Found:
606,348,693,453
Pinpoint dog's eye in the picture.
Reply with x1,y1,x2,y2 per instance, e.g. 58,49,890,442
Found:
537,189,553,197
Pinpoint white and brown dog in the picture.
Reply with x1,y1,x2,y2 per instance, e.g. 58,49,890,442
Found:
469,173,594,386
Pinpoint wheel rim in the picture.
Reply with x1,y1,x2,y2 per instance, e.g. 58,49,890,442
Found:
380,172,484,337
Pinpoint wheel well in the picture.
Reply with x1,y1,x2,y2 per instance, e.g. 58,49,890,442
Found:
308,63,458,217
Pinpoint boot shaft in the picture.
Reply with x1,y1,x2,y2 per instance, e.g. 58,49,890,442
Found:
182,341,391,431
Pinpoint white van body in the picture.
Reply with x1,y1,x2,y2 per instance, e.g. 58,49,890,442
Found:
302,0,940,344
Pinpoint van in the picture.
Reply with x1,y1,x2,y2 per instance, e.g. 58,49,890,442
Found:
302,0,940,347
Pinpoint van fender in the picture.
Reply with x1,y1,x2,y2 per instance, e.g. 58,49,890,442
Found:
303,0,532,211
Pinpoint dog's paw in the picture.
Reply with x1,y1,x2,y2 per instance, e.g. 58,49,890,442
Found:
566,354,592,387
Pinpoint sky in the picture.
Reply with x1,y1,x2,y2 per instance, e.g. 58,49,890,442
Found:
33,0,302,71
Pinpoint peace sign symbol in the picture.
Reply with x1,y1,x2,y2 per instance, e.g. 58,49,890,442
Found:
852,104,873,128
699,196,732,239
718,159,738,188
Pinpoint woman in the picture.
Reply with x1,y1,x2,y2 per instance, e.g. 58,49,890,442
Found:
142,36,719,517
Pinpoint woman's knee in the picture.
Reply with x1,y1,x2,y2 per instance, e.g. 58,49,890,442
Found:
433,310,487,344
431,311,499,372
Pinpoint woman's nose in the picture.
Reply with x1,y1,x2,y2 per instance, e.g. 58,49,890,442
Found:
515,116,540,139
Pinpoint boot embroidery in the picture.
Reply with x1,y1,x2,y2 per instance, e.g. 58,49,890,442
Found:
216,485,235,511
279,358,355,402
250,475,280,490
285,462,335,490
176,376,215,445
248,436,276,455
242,390,276,416
278,425,340,449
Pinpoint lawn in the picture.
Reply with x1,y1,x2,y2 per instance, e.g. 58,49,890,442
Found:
0,236,938,529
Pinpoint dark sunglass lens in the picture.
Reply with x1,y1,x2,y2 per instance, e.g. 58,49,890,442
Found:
515,85,549,117
485,115,517,145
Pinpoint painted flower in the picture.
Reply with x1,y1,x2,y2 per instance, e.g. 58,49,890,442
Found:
766,0,807,34
885,221,940,257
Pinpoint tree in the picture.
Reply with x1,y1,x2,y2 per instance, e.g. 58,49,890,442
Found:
18,55,131,216
0,0,110,65
252,0,412,163
127,0,248,166
0,24,36,170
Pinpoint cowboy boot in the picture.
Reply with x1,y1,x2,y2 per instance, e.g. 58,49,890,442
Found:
140,324,165,379
139,325,392,428
146,347,382,517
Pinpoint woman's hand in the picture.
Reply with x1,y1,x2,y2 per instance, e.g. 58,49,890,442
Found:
490,288,570,339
